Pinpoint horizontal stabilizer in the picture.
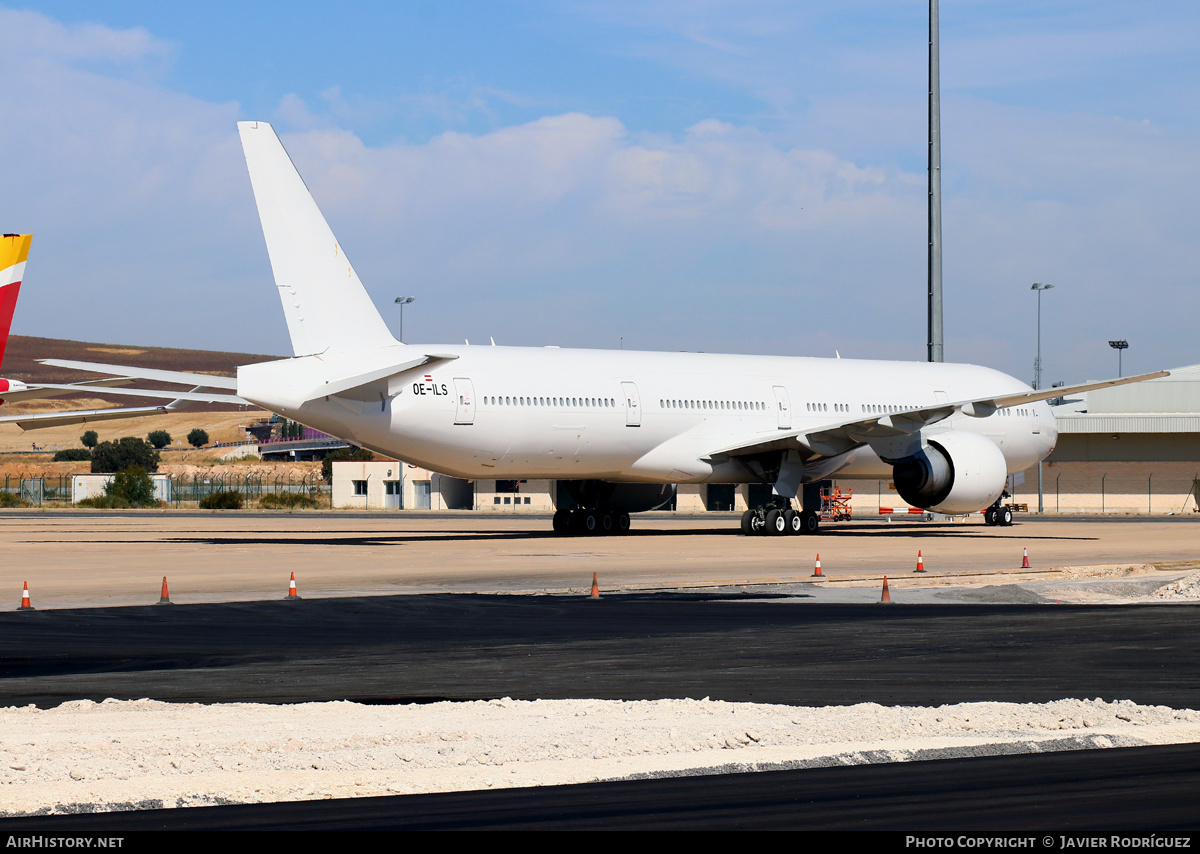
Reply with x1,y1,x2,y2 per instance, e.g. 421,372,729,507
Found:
39,359,239,389
312,353,459,402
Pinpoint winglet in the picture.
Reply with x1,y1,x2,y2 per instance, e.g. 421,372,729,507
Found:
0,234,32,369
237,123,396,357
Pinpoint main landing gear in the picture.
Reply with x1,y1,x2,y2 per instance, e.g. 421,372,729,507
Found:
553,507,631,536
983,503,1014,527
983,493,1015,527
740,502,819,536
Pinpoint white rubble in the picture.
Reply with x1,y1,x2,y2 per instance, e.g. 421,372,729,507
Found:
2,696,1198,816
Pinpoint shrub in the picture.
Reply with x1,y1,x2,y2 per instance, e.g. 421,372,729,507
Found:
91,437,159,473
106,466,156,507
53,448,92,462
187,428,209,448
199,490,243,510
81,430,98,449
0,493,31,508
147,430,172,449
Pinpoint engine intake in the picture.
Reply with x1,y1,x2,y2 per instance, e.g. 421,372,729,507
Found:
892,432,1008,514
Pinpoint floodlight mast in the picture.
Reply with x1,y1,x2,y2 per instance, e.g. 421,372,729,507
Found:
1031,283,1054,390
394,296,415,343
927,0,942,363
1109,339,1129,378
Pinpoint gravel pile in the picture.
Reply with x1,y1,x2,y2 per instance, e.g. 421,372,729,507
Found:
1152,572,1200,600
2,697,1198,816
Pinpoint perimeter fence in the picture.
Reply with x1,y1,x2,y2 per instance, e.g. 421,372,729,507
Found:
1,472,331,508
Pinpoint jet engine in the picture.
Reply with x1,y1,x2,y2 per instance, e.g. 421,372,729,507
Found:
562,481,677,513
891,431,1008,514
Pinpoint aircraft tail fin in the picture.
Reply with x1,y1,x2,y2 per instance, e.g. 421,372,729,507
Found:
0,234,32,369
237,122,396,357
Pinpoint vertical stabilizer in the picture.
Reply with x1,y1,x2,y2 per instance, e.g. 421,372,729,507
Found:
237,122,397,357
0,234,31,369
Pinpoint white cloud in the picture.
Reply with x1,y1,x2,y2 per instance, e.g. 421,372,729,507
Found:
0,5,1195,382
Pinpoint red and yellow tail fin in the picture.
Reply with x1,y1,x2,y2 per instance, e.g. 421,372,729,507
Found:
0,234,32,369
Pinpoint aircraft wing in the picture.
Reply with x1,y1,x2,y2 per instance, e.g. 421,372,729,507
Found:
38,359,239,389
0,377,135,404
711,369,1170,460
0,405,176,430
25,384,250,405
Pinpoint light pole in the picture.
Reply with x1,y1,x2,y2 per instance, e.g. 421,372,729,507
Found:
1030,283,1054,390
1031,283,1053,514
1108,339,1128,377
394,296,415,343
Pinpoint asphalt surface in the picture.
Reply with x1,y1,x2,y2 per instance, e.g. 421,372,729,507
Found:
2,594,1200,708
3,593,1199,831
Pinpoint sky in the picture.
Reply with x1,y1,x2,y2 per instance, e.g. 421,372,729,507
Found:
2,1,1197,385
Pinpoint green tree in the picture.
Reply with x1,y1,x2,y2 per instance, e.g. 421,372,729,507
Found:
52,448,92,462
105,466,156,507
80,430,98,449
321,446,375,483
147,430,172,449
91,437,160,473
187,428,209,448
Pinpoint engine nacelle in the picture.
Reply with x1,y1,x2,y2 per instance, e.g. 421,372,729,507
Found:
892,431,1008,514
562,480,677,513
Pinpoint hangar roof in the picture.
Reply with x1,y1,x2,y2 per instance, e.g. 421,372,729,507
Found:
1051,364,1200,434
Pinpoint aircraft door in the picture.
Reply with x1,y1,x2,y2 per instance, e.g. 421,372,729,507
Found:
772,385,791,430
621,382,641,427
453,378,476,425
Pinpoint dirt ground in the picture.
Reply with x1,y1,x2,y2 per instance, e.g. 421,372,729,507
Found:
0,408,268,456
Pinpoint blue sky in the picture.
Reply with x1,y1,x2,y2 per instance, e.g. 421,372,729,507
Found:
2,1,1197,384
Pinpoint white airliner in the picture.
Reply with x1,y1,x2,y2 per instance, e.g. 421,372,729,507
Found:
37,122,1166,534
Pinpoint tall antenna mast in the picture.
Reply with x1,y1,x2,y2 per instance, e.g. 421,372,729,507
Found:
927,0,943,362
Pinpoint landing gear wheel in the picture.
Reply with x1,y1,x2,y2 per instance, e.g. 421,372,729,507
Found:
765,509,787,536
599,511,615,535
799,509,820,534
581,510,600,535
748,512,766,535
616,512,631,534
984,508,998,527
999,506,1014,527
553,509,571,534
785,509,802,535
741,509,756,535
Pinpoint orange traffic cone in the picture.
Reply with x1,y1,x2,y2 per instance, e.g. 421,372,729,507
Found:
1021,547,1030,569
880,575,892,603
18,581,33,611
914,550,926,573
157,576,172,606
590,572,600,599
285,571,301,600
812,554,824,577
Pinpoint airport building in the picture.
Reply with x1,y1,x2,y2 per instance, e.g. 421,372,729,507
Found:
1029,364,1200,514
